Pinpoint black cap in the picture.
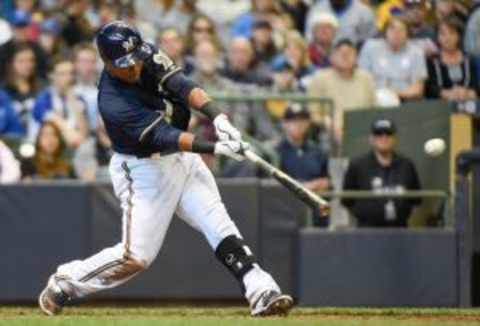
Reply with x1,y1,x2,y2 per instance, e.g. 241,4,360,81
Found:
283,103,310,120
371,118,397,135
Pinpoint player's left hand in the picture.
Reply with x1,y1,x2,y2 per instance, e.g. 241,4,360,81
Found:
214,140,250,161
213,114,242,141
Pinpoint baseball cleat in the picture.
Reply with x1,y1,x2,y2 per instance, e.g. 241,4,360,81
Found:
38,275,70,316
250,290,294,317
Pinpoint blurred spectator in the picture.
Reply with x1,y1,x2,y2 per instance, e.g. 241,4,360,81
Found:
359,17,427,102
38,17,68,64
32,57,89,147
0,10,48,82
264,61,300,123
134,0,198,34
402,0,438,56
305,0,377,45
189,39,279,163
308,39,376,144
196,0,249,44
276,103,330,226
21,121,75,179
0,140,21,183
271,61,299,93
189,39,233,171
435,0,470,25
307,12,338,69
190,40,223,88
97,0,121,26
426,19,478,100
123,4,157,43
230,0,284,38
342,118,421,227
0,89,23,137
464,2,480,56
73,42,99,131
60,0,94,46
279,0,310,33
2,43,43,137
73,116,112,181
10,0,43,41
157,27,194,75
251,19,278,71
221,37,271,86
185,14,223,55
272,31,315,88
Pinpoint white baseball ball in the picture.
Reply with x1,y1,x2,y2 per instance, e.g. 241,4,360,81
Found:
424,138,446,157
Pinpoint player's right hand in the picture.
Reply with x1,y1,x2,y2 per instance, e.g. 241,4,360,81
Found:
214,141,250,161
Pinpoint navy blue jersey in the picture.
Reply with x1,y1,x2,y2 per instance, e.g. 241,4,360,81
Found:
98,43,197,157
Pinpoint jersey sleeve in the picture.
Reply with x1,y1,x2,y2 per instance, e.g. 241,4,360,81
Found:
141,43,197,103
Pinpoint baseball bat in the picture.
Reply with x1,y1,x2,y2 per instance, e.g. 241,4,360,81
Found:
244,150,330,216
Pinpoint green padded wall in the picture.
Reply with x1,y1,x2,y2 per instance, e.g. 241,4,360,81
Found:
344,101,451,225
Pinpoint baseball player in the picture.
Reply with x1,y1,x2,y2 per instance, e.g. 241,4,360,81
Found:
38,21,293,317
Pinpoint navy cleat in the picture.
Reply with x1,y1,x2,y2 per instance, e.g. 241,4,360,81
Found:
38,276,70,316
250,290,294,317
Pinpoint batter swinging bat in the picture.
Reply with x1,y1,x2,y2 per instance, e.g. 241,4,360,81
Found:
244,150,330,216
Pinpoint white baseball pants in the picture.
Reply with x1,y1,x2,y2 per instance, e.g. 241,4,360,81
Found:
54,152,279,302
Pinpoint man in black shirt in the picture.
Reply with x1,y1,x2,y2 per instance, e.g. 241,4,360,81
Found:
342,118,421,227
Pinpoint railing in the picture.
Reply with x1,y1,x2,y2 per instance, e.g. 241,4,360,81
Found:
211,92,337,155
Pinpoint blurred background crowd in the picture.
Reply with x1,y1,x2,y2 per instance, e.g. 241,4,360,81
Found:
0,0,477,226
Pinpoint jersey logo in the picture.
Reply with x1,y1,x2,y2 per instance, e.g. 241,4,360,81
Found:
122,37,136,52
153,50,174,70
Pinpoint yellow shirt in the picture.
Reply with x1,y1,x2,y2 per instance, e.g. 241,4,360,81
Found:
307,68,376,136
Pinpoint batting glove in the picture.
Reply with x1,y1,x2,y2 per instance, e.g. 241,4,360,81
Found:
214,141,250,161
213,114,242,141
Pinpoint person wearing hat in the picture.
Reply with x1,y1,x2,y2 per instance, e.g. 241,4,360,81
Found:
305,0,377,46
307,12,339,68
342,118,421,227
276,102,330,226
402,0,438,56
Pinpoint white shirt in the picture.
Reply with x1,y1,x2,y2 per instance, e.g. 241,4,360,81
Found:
0,141,20,184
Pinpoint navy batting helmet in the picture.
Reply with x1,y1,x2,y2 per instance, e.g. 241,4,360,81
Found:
96,20,152,68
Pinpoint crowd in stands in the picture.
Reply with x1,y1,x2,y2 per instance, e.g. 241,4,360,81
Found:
0,0,476,226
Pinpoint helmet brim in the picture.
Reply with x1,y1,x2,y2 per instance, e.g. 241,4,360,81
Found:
113,42,152,68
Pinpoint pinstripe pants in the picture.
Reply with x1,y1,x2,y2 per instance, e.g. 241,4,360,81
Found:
54,152,279,301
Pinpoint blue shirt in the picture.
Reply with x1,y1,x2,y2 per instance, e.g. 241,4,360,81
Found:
0,89,24,137
276,138,329,181
98,43,196,158
230,13,254,38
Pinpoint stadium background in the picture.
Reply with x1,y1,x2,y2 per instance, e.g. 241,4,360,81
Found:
1,0,480,324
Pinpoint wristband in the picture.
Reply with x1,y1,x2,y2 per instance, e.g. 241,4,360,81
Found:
191,139,215,154
201,101,224,120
